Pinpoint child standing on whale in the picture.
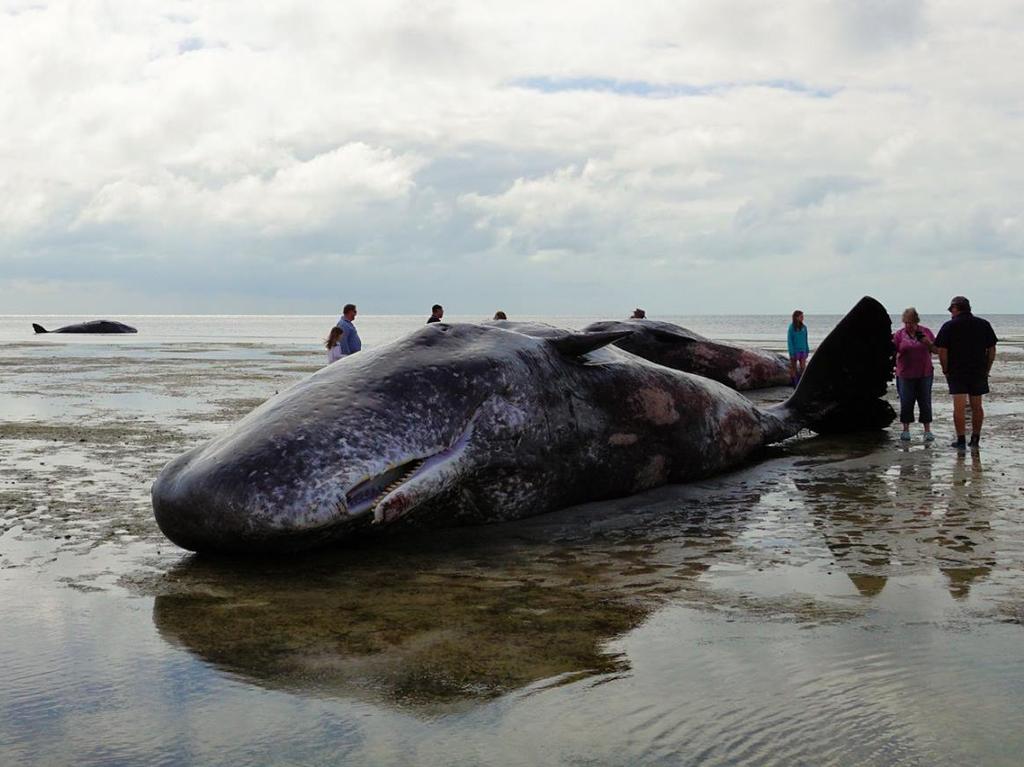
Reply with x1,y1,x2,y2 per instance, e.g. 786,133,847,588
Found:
787,310,809,386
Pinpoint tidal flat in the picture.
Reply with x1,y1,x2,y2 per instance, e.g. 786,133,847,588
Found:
2,332,1023,766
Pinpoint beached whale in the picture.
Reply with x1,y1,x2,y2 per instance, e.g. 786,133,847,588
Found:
152,297,895,554
32,320,137,334
581,319,790,390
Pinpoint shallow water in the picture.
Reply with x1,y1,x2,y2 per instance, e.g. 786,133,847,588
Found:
2,316,1023,766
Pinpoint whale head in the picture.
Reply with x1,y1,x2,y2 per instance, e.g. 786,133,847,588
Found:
152,322,630,553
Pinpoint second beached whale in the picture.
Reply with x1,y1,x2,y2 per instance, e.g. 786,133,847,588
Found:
32,320,138,334
152,297,894,554
582,319,790,390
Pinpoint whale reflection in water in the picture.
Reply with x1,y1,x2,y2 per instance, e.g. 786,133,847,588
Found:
147,492,768,708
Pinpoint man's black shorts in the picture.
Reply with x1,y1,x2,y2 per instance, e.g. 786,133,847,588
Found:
946,375,989,396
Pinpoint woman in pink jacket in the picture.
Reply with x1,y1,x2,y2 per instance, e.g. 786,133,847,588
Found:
892,307,937,441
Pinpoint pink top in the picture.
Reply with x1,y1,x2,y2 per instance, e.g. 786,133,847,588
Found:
892,326,935,378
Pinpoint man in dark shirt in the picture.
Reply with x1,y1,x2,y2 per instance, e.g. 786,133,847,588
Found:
933,296,997,449
427,304,444,324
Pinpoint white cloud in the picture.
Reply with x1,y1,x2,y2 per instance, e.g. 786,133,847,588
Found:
1,1,1022,313
74,143,425,234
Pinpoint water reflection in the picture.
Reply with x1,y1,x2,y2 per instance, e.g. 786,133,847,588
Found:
938,451,994,599
797,443,996,600
143,434,1005,717
149,492,759,709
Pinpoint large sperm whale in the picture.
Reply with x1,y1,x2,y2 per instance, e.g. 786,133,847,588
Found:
581,319,790,390
152,297,895,554
32,320,137,334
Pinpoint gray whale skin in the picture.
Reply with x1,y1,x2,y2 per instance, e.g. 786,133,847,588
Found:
152,297,894,554
33,320,137,334
582,319,790,390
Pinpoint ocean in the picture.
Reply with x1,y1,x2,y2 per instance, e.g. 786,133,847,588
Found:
5,312,1023,349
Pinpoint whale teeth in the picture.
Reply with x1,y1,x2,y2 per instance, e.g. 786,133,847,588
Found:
367,459,427,522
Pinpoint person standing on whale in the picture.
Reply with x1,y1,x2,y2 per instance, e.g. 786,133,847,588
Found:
787,310,810,387
335,304,362,356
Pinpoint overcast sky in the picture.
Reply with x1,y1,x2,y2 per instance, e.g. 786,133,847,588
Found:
2,1,1021,315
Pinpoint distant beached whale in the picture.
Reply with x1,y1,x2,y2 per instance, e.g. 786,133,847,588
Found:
152,297,894,554
581,319,790,390
32,320,137,334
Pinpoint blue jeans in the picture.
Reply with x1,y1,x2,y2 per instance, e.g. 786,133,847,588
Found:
897,375,933,425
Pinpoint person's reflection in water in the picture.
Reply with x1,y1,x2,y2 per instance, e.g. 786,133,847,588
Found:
936,450,995,599
800,465,894,598
897,447,934,518
800,439,946,599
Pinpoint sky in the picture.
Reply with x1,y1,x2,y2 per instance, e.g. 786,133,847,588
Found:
1,0,1022,315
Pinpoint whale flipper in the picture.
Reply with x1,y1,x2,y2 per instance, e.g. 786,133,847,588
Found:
548,329,633,358
32,323,48,334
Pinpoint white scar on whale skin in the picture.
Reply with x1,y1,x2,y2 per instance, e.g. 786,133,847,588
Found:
631,388,680,426
608,433,639,446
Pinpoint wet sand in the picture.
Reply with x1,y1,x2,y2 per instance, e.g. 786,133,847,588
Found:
2,335,1023,766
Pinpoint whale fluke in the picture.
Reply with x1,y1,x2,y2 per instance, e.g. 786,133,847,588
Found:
32,323,48,334
778,295,896,434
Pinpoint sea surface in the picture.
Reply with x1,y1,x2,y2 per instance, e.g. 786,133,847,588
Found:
8,312,1023,351
1,313,1023,767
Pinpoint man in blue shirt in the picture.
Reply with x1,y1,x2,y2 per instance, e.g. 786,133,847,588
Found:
934,296,997,449
335,304,362,356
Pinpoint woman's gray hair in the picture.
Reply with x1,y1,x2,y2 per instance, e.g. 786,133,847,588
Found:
902,307,920,323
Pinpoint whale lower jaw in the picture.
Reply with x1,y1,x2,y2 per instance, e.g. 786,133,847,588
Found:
344,457,427,517
342,407,480,525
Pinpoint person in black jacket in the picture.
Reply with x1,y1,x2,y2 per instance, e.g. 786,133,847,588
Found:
427,304,444,323
934,296,998,449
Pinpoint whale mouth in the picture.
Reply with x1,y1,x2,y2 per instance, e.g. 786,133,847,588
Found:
344,458,427,517
342,408,481,522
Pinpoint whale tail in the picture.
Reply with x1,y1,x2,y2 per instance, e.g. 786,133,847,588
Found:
774,296,895,434
32,323,48,334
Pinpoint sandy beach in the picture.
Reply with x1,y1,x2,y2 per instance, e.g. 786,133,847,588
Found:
2,318,1023,765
